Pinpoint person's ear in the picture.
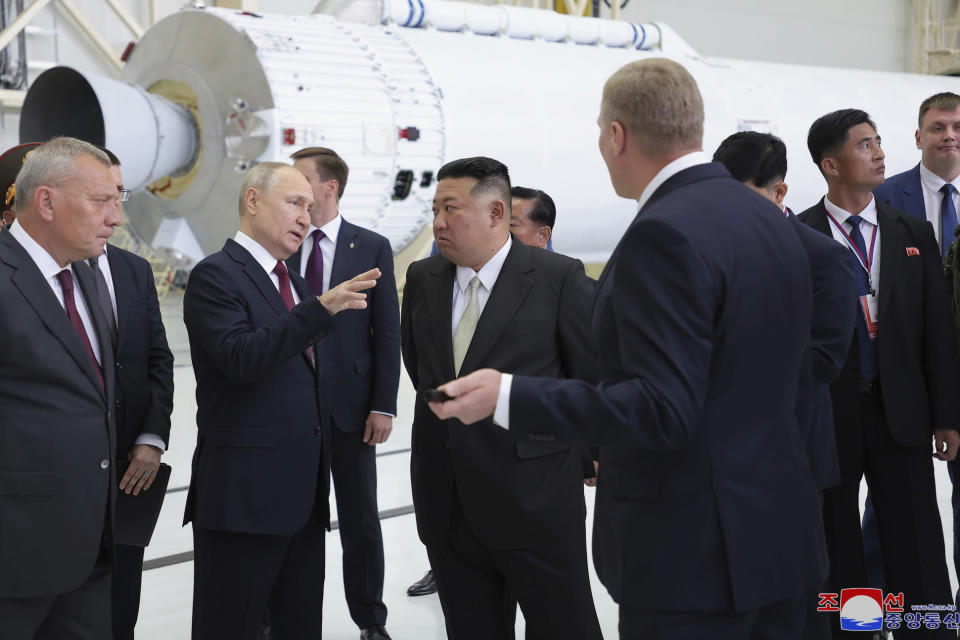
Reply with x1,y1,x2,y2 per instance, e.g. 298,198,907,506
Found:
774,181,788,207
490,198,506,227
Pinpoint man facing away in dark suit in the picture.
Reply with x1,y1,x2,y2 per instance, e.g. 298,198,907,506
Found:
89,148,175,640
864,91,960,602
287,147,400,640
182,162,380,640
0,137,123,639
431,59,829,640
798,109,960,638
401,156,603,640
714,131,857,639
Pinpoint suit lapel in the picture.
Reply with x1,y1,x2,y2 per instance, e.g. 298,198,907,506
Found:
877,205,904,321
105,246,129,349
805,200,833,237
903,165,927,221
225,239,289,317
2,233,106,399
459,242,533,375
330,219,358,289
286,246,303,280
424,260,456,380
290,272,317,370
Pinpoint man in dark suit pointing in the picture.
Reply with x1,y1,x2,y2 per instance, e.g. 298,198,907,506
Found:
430,59,828,639
183,161,379,640
288,147,400,640
0,137,122,639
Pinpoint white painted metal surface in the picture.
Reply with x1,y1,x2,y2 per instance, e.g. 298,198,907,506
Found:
18,3,960,265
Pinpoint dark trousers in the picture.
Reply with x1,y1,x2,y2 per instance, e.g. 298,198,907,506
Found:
110,544,144,640
823,387,953,638
620,595,806,640
426,492,602,640
0,557,112,640
330,424,387,628
191,501,326,640
862,460,960,609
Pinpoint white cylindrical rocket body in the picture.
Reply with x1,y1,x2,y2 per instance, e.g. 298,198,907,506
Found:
19,5,960,264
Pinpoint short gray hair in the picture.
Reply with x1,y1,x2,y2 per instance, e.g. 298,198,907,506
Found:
13,137,110,210
238,162,289,217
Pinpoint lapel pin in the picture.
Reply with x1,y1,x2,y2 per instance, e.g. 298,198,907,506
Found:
906,247,919,256
349,242,354,249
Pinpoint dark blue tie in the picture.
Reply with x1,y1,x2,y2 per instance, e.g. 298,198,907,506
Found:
848,215,877,381
942,183,958,258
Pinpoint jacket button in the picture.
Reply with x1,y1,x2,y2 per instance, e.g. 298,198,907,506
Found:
314,427,322,436
115,400,121,407
100,459,110,470
442,441,451,449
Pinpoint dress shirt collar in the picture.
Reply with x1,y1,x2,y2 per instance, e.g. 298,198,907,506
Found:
456,235,512,295
309,213,342,245
8,219,69,279
824,194,878,227
234,230,280,275
636,151,712,212
919,162,960,195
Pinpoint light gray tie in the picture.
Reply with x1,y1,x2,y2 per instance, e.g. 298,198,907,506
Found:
453,276,481,375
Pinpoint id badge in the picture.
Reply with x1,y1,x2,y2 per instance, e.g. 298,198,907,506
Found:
860,294,879,339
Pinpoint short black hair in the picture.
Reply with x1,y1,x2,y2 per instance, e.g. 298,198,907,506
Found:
437,156,511,204
713,132,787,188
510,186,556,229
807,109,877,172
95,145,120,166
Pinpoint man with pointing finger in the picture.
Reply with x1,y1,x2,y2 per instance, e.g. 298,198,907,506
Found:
183,161,380,640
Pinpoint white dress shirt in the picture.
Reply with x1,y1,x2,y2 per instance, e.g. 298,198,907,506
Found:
451,236,512,336
297,214,342,294
234,231,301,305
919,162,960,248
823,195,882,302
9,220,102,365
492,152,712,429
94,246,167,452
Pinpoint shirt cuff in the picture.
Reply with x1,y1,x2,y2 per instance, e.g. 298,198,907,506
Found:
370,411,396,418
493,373,512,430
135,433,167,452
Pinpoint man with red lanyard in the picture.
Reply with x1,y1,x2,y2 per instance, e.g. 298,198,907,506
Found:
799,108,960,639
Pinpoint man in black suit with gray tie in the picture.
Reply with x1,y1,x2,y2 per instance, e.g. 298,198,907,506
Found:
401,156,603,640
0,137,122,639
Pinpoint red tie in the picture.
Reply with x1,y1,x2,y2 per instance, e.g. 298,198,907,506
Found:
273,261,314,366
273,261,295,311
56,269,104,389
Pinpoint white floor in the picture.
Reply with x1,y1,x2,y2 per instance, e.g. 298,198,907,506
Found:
135,292,957,639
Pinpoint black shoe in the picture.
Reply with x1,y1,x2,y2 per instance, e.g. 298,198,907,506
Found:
406,569,438,596
360,624,392,640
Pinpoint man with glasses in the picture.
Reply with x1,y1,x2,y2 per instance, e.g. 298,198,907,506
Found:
90,147,175,640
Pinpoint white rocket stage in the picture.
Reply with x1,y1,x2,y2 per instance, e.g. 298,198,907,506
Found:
134,291,957,639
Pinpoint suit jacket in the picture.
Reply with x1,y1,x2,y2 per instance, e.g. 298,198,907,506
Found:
287,218,400,431
787,213,857,490
874,164,927,223
508,163,828,613
401,238,598,549
799,200,960,446
182,239,332,535
0,230,116,598
105,245,174,457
